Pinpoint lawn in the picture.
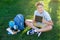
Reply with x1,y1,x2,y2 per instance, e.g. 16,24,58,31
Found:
0,0,60,40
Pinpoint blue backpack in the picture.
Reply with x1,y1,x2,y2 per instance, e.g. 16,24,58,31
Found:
14,14,25,30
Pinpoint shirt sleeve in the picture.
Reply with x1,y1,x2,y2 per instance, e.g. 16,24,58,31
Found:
45,12,51,21
34,10,36,16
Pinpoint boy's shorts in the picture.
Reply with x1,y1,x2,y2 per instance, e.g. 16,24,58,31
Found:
25,19,47,28
33,22,47,28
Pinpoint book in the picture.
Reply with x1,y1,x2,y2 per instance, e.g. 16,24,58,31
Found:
6,28,20,35
35,15,43,22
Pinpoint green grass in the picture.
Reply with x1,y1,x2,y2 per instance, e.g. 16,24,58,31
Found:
0,0,60,40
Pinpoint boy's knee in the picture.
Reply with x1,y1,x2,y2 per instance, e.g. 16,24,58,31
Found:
49,26,52,30
25,20,29,25
25,20,31,25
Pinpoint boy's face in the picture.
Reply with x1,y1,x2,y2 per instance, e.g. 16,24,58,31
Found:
37,5,44,13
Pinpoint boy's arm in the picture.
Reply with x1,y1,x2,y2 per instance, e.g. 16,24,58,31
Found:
43,12,53,25
42,19,53,25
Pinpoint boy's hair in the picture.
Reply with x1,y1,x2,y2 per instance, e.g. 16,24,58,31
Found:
35,1,44,7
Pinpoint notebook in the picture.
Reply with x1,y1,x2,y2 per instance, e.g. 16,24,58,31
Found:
35,15,43,22
6,28,20,35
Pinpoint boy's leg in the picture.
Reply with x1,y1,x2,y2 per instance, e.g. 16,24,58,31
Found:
35,25,52,32
25,19,37,29
25,20,52,32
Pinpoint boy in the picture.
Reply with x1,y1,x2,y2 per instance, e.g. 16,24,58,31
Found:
25,1,53,37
